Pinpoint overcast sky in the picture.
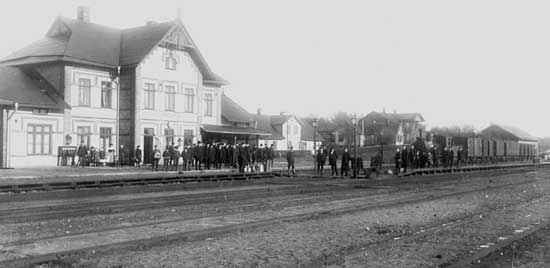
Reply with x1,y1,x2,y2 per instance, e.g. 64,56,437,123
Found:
1,0,549,137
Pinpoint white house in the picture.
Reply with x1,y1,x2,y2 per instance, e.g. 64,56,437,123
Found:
0,7,260,167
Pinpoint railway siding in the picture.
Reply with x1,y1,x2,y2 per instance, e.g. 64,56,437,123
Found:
4,170,548,268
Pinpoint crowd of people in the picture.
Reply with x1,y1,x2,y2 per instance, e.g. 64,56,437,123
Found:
75,142,127,167
393,145,464,175
146,141,276,173
312,146,353,177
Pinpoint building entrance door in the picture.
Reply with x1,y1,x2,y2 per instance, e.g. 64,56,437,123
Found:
144,128,154,164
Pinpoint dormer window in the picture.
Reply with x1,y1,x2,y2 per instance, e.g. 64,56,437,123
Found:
164,50,177,70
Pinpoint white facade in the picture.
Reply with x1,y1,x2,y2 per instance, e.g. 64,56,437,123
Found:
4,66,119,167
135,46,222,151
65,66,119,152
258,116,320,151
5,109,64,167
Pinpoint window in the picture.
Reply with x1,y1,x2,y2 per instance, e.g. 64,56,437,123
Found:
184,130,193,146
78,78,91,106
101,81,112,108
32,108,48,115
165,85,176,111
164,50,177,70
204,93,213,116
99,127,112,151
27,124,52,155
184,88,194,113
144,83,155,109
293,125,298,135
77,126,91,147
165,128,174,146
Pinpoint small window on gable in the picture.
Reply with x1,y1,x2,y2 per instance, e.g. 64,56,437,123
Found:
164,50,177,70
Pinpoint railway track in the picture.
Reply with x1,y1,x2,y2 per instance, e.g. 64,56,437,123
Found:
0,172,276,193
1,171,545,268
1,167,539,224
0,184,343,224
301,193,549,268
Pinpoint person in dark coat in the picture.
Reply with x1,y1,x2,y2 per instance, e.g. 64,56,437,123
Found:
457,146,463,169
267,144,275,172
328,148,338,176
220,144,227,169
182,146,189,171
431,146,438,168
409,145,415,169
401,147,409,173
442,147,448,168
77,141,88,167
195,143,203,170
316,148,326,175
172,146,181,171
232,144,239,169
394,148,401,175
286,146,296,176
168,143,175,166
208,144,217,170
261,144,268,170
237,144,244,172
162,146,171,171
341,148,351,177
134,145,143,167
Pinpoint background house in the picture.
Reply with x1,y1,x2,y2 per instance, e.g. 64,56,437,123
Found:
362,111,425,147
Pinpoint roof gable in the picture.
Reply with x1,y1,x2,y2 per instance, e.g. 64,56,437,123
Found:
1,17,228,85
120,21,175,66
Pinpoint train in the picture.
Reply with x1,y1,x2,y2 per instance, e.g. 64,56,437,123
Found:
429,130,538,165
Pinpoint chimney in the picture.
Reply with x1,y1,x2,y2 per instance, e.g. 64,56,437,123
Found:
280,111,287,116
257,108,262,115
393,109,396,114
77,6,90,23
146,20,157,26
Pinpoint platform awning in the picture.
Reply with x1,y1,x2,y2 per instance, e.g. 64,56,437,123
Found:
201,124,272,137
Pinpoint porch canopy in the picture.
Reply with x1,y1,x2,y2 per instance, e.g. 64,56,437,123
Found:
201,124,271,144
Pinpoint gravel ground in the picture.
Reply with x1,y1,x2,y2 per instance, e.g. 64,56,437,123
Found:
51,171,550,268
3,170,538,248
469,224,550,268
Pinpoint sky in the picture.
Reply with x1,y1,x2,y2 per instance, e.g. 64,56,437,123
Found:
1,0,549,137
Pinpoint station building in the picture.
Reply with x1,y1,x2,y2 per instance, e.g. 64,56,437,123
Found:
0,7,266,167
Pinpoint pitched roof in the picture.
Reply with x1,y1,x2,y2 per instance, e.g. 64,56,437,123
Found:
251,114,284,140
1,17,227,85
120,21,175,66
299,118,326,142
0,66,69,109
221,93,252,123
482,124,538,142
363,111,424,124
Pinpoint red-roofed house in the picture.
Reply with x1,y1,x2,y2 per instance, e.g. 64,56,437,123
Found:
0,7,246,167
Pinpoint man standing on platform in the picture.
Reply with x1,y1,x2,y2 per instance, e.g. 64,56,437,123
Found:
134,145,142,167
267,144,274,172
286,146,296,176
77,141,88,167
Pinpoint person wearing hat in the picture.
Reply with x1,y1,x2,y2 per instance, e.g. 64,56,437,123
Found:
152,145,161,171
134,145,142,167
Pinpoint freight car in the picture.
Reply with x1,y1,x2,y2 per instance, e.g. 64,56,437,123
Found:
430,125,538,165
